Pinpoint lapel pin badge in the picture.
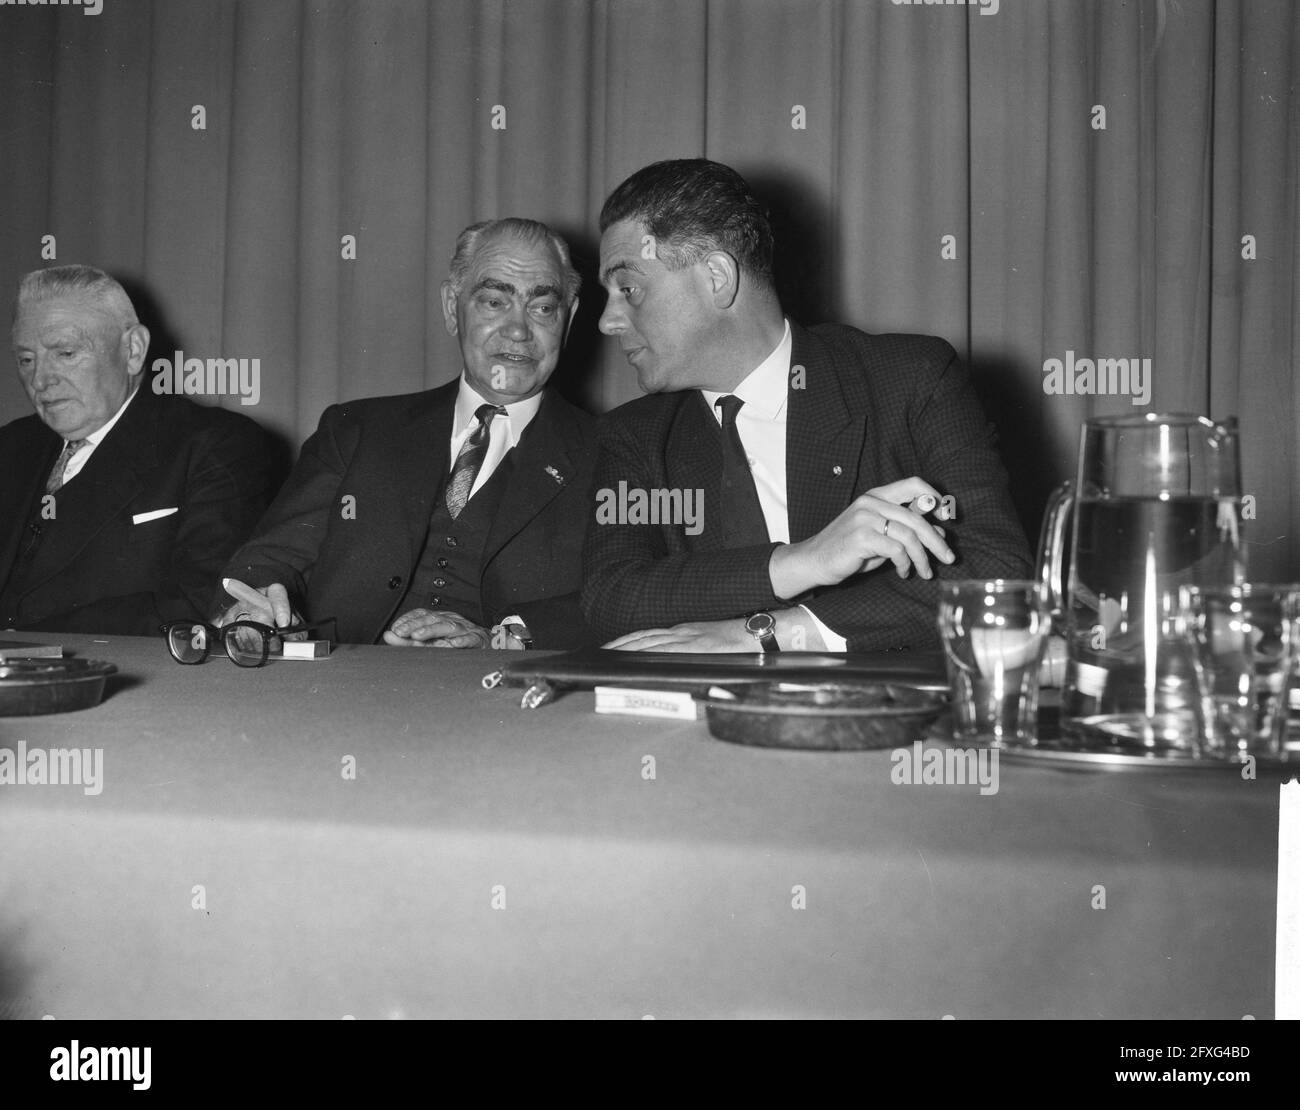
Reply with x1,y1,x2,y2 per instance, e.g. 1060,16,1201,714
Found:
832,465,843,476
545,465,564,485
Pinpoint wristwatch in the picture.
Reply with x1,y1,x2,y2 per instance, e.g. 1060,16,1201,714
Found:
745,611,779,653
497,615,533,650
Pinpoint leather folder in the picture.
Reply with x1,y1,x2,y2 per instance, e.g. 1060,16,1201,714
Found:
498,647,948,694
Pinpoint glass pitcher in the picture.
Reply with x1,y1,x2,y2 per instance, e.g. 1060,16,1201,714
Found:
1036,414,1244,750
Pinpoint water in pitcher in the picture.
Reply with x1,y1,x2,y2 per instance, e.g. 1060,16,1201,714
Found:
1061,495,1244,749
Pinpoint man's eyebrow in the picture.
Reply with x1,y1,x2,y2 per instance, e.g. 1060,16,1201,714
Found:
600,259,644,286
470,277,517,296
36,328,91,348
469,278,564,302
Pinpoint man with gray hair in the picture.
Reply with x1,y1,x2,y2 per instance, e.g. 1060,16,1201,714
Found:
216,217,597,648
0,264,278,634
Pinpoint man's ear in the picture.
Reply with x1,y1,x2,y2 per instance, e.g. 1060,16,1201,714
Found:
440,281,459,335
123,324,151,378
703,251,739,310
563,298,580,345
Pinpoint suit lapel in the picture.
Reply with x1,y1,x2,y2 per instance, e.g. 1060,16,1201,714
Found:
0,420,61,591
18,391,157,589
668,391,727,550
786,323,867,542
483,390,577,559
392,381,457,556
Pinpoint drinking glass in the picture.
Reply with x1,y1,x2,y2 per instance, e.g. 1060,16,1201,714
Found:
1181,584,1300,758
938,580,1050,744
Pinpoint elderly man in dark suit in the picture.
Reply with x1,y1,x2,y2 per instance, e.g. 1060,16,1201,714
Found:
216,217,596,650
0,265,278,636
584,159,1031,653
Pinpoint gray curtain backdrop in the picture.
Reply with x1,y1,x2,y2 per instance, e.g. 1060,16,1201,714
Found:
1,0,1296,575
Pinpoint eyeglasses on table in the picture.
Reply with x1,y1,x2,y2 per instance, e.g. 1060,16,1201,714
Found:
160,618,337,668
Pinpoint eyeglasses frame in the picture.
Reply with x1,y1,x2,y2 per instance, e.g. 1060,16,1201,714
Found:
160,617,338,668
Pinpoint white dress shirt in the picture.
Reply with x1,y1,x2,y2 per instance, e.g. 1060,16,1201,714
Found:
449,376,542,499
701,320,848,651
57,381,141,486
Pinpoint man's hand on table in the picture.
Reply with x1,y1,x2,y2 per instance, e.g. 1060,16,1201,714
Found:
768,477,955,600
384,608,492,649
217,578,307,646
603,607,827,652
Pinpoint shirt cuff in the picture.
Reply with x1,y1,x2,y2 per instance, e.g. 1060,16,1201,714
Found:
799,604,847,652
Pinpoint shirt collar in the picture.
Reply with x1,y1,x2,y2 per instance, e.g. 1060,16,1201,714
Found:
701,318,792,420
82,380,141,447
453,376,543,448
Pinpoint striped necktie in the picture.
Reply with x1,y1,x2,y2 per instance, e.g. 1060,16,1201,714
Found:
45,438,88,493
445,404,505,519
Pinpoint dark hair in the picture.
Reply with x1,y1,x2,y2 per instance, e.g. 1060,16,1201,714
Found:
599,159,774,285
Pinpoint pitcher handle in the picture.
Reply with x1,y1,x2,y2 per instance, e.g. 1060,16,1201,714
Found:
1036,480,1074,631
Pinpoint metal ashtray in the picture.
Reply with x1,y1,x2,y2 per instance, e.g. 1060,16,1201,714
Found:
700,682,946,751
0,658,118,716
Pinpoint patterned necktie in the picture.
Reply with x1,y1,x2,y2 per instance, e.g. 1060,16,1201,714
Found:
45,438,88,493
445,404,505,519
715,395,770,547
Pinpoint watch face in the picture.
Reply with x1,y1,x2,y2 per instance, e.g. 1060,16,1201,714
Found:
502,622,532,646
746,612,774,636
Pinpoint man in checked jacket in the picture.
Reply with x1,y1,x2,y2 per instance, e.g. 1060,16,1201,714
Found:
583,159,1031,654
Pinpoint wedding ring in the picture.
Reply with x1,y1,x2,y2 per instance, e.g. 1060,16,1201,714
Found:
882,519,891,538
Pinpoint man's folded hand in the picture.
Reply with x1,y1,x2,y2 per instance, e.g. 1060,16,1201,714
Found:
384,608,491,649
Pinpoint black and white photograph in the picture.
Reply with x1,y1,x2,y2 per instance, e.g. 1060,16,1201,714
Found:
0,0,1296,1078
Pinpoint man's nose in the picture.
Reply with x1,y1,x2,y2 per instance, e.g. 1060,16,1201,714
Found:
499,303,532,340
30,354,59,390
598,299,625,336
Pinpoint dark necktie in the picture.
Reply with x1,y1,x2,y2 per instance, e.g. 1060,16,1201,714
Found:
715,395,770,547
445,404,505,519
45,438,88,493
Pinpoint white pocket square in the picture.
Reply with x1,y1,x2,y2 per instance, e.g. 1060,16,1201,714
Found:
132,507,178,525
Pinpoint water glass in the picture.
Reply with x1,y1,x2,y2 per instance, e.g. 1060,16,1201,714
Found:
1181,583,1300,758
938,580,1050,744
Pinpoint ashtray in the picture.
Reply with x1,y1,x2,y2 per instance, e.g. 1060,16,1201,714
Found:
700,682,946,751
0,658,118,716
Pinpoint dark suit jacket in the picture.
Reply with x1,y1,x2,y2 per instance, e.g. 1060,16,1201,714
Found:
218,381,597,648
581,322,1032,652
0,386,279,636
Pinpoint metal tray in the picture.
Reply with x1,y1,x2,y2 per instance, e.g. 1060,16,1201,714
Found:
996,737,1297,774
0,658,118,716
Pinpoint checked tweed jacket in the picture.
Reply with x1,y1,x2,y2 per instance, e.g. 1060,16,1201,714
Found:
581,321,1032,652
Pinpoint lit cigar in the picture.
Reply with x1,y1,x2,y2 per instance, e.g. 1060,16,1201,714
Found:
908,492,956,522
